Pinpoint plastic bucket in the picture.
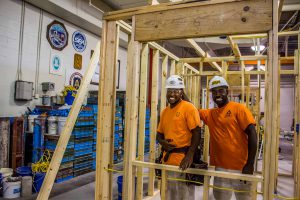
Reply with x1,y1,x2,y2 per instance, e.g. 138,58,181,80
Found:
0,168,13,179
16,166,32,177
28,115,39,132
21,176,32,197
117,176,123,200
47,116,58,135
57,117,67,135
3,177,21,199
33,172,45,193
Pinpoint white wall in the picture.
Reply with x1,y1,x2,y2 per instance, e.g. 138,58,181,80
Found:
0,0,127,117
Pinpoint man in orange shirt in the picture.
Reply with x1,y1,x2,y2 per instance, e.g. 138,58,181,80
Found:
199,76,257,200
157,75,202,200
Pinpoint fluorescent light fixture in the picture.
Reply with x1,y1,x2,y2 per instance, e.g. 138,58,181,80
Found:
251,45,265,51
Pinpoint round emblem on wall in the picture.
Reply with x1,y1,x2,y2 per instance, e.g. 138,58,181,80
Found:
72,31,87,52
69,72,83,90
47,20,68,51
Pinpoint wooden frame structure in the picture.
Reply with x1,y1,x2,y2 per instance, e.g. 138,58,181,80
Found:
36,0,300,200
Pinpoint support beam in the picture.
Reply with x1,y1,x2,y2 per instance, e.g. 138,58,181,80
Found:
95,21,119,200
136,44,149,200
122,17,141,200
133,161,263,182
186,39,222,72
37,41,101,200
135,0,272,41
263,0,279,197
180,55,267,63
227,36,242,57
148,49,159,196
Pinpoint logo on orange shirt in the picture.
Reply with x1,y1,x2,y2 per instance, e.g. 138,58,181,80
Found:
225,110,231,118
176,112,180,117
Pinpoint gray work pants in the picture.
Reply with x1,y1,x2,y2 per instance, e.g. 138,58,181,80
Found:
166,171,195,200
213,167,252,200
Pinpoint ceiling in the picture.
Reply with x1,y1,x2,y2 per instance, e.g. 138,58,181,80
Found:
94,0,300,58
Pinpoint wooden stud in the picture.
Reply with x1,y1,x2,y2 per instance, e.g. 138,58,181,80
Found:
263,1,279,197
133,161,263,182
241,61,245,104
95,21,119,200
175,61,184,75
295,37,300,197
170,60,176,75
135,0,272,41
227,36,242,57
136,43,149,200
203,77,210,200
122,17,141,200
161,55,168,111
161,170,167,200
180,55,267,63
148,49,159,196
37,41,101,200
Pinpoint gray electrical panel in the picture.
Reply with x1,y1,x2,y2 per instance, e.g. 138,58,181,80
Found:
41,82,55,92
14,81,33,101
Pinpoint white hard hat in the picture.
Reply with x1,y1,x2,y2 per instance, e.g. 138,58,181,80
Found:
165,75,185,89
209,76,229,90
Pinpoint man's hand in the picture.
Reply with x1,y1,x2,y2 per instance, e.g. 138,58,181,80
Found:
179,152,193,171
242,162,254,174
160,140,176,152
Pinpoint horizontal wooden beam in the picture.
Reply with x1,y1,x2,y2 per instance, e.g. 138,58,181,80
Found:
180,55,267,63
135,0,272,41
104,0,238,21
181,69,296,76
132,161,263,182
231,31,299,39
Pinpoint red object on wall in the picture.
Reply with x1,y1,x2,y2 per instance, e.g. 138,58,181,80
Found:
11,117,24,170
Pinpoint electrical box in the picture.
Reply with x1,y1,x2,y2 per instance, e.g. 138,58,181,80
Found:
14,81,33,101
41,82,55,92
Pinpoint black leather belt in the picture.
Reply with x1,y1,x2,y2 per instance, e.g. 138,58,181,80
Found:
163,146,190,162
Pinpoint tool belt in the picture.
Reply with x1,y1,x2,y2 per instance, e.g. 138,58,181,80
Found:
155,146,208,186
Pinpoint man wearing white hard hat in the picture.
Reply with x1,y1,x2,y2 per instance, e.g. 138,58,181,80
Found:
199,76,257,200
156,75,202,200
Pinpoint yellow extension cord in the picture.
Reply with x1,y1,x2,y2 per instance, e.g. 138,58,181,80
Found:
104,167,300,200
32,150,51,173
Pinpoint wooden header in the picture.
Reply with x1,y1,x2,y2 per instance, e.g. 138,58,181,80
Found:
134,0,272,41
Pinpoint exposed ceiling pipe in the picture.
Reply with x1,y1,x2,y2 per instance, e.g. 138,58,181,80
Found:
282,4,300,11
17,1,26,81
89,0,105,13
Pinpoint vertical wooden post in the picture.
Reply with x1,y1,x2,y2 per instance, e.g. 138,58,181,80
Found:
148,49,159,196
123,17,141,200
295,45,300,197
241,60,245,104
175,61,183,75
203,77,210,200
96,21,119,200
263,0,279,198
136,44,149,200
246,75,250,108
170,60,176,75
37,41,101,200
161,170,167,200
161,55,168,111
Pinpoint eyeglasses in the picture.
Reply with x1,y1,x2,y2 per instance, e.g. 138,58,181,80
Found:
167,89,181,95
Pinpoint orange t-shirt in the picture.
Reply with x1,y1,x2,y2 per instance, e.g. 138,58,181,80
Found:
199,102,256,170
157,100,201,166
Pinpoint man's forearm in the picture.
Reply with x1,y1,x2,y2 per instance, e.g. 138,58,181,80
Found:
245,125,257,164
187,126,201,156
